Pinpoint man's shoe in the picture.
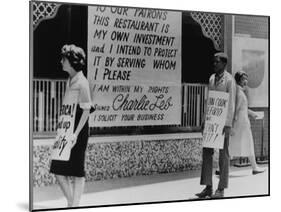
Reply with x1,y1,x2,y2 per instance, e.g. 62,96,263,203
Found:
252,169,265,175
212,189,224,198
195,187,213,198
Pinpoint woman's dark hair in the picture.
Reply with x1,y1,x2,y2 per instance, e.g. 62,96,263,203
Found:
234,71,248,84
61,44,86,71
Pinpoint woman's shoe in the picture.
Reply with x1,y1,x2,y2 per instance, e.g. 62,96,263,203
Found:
252,168,265,175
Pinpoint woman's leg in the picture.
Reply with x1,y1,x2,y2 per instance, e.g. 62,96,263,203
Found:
56,175,73,207
249,155,266,172
248,136,264,172
72,177,85,207
249,155,258,170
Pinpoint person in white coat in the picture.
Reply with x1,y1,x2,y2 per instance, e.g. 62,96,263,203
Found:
229,71,265,175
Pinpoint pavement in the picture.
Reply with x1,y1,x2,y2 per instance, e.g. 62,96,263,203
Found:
32,164,269,210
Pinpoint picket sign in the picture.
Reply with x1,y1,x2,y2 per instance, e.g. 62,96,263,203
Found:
202,90,229,149
51,89,79,161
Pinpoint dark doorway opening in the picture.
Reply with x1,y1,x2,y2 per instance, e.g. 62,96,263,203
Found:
33,4,88,79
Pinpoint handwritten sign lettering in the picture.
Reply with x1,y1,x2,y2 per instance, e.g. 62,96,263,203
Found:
87,6,182,127
51,90,78,161
202,91,229,149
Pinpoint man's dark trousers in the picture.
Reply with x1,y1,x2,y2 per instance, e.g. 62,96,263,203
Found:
200,134,230,189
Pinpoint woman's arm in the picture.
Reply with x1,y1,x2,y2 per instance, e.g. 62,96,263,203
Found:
71,76,92,147
74,109,90,136
71,109,90,147
233,88,243,123
75,78,92,136
248,108,258,119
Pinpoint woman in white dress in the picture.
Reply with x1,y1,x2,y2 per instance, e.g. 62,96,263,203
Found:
229,71,265,175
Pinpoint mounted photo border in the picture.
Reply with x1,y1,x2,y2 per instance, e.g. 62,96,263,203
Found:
30,0,270,211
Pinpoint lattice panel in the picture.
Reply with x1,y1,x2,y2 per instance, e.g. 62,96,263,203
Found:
32,2,61,29
190,12,224,50
234,15,268,39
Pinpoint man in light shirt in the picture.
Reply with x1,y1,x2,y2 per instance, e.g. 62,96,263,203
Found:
196,52,236,198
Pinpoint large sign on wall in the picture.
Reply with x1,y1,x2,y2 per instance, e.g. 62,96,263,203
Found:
87,6,182,127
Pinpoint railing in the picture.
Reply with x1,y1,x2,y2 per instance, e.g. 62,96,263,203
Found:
181,83,208,128
32,79,208,135
33,79,67,134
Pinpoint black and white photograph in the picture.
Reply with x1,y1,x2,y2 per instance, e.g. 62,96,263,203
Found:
29,0,270,211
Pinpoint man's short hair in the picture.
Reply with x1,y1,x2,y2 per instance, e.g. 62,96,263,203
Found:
214,52,228,64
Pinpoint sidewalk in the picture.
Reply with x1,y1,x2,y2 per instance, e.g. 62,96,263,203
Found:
33,164,268,210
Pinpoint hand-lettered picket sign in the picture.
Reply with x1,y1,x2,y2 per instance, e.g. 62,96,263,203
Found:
51,89,79,161
202,90,229,149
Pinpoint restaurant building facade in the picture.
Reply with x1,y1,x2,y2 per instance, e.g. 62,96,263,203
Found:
31,1,269,187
